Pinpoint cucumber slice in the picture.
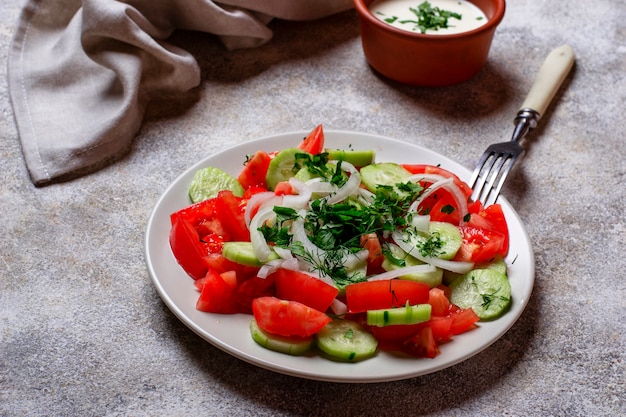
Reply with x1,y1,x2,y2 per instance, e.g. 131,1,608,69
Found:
266,148,309,190
315,319,378,362
449,268,512,320
382,243,443,287
325,149,375,167
222,241,279,267
250,319,313,356
406,221,463,260
367,303,432,327
188,166,245,203
359,162,412,193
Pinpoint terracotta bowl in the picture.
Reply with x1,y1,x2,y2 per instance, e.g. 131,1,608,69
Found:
354,0,506,86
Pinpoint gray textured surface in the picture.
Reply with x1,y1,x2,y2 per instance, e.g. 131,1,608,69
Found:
1,1,624,416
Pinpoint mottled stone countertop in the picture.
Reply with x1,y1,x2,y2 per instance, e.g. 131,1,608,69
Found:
1,0,624,416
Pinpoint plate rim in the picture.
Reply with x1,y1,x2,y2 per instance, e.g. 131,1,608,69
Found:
145,129,535,383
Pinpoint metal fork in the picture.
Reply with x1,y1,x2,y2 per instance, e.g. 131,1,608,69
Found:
470,45,575,206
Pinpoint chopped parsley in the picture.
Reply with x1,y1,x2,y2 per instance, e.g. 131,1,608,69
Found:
378,1,463,34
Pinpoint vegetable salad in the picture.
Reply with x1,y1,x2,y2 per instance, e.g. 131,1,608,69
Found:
169,125,511,361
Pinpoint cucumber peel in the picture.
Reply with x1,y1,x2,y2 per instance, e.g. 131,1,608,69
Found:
265,148,308,190
222,241,279,267
382,243,443,288
449,268,512,320
325,149,375,167
250,319,313,356
188,166,245,203
315,319,378,362
366,303,432,327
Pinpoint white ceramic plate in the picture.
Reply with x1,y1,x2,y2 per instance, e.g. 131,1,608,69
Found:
145,130,535,383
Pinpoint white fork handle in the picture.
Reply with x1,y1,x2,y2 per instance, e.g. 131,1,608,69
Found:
520,44,575,117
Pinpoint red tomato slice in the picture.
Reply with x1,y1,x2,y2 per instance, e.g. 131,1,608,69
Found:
196,269,241,314
454,225,506,264
298,124,325,155
469,203,509,254
238,150,271,190
252,296,332,337
203,253,258,280
273,268,339,313
213,190,250,242
233,275,276,314
449,307,480,335
360,233,385,274
368,323,424,351
402,326,440,358
426,191,463,224
169,214,209,280
273,181,295,196
243,184,269,199
345,280,430,313
428,287,451,316
426,316,453,343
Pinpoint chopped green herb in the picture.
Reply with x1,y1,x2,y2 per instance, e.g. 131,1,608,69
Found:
441,204,456,215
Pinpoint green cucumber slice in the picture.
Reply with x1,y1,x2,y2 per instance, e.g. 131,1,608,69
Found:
315,319,378,362
222,241,279,267
449,268,512,320
382,243,443,287
325,149,375,167
366,303,432,327
359,162,412,193
250,319,313,356
405,221,463,260
188,166,245,203
265,148,309,190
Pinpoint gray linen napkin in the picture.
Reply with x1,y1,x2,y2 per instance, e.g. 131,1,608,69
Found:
7,0,354,186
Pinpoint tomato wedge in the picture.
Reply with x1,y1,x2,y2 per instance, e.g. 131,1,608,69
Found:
345,280,430,313
273,269,339,313
360,233,385,274
213,190,249,242
196,269,241,314
238,150,271,190
428,287,451,316
297,124,325,155
252,297,332,337
169,214,209,280
402,326,440,358
455,225,506,264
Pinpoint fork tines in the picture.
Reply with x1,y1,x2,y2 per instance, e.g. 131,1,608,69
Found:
469,145,525,207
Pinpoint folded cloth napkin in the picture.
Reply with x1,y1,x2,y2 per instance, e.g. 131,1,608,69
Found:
8,0,354,186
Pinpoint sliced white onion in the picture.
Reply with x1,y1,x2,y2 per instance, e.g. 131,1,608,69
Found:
282,177,312,209
392,230,474,274
305,178,337,196
410,214,431,232
291,216,325,268
321,162,361,205
407,172,448,185
245,191,276,227
408,177,454,213
249,203,279,262
343,249,369,271
273,246,293,260
257,259,284,278
366,264,438,281
330,298,348,316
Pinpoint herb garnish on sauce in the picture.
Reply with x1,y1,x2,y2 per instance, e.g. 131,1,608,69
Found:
380,1,462,34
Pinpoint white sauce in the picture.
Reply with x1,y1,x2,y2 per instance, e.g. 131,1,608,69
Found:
370,0,488,35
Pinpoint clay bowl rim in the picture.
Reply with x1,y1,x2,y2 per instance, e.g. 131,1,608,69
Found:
353,0,507,42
